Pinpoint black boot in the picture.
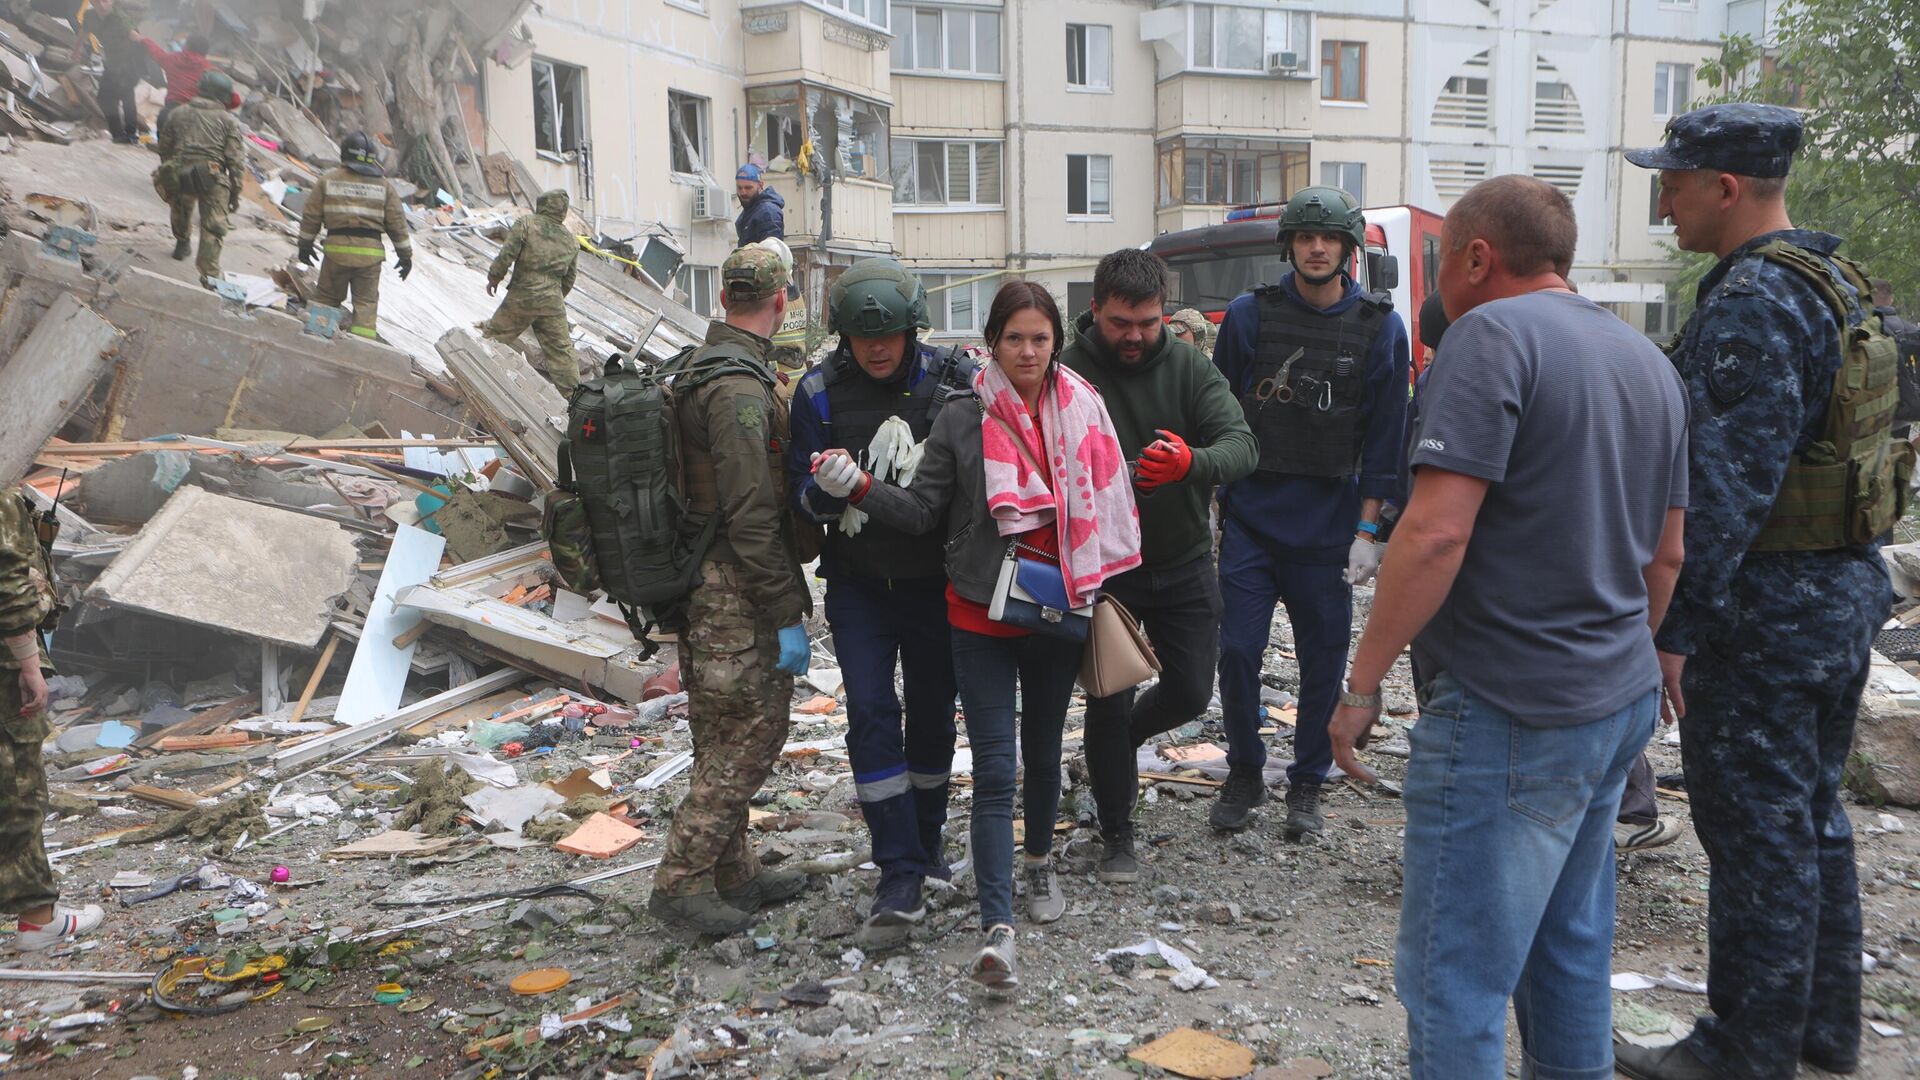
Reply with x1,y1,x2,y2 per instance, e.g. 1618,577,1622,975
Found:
1612,1039,1716,1080
1098,829,1140,883
1208,766,1268,831
1282,778,1324,840
171,238,191,261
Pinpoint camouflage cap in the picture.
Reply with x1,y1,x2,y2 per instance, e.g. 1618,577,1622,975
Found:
721,244,790,302
1626,103,1803,178
1167,307,1211,342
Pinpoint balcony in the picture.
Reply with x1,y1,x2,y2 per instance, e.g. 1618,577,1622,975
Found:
764,171,896,255
742,2,893,99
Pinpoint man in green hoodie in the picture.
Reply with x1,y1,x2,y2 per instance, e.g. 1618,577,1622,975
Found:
1061,248,1258,884
483,189,581,392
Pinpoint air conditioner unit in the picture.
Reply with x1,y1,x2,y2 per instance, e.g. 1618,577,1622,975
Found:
692,183,731,222
1266,50,1299,75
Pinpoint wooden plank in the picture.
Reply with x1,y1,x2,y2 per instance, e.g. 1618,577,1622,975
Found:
405,688,522,737
134,692,261,750
0,293,119,486
126,784,205,811
272,668,524,771
434,329,565,491
288,633,341,726
157,731,254,752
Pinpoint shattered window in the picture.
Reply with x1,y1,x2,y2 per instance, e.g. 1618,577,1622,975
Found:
750,85,890,182
807,87,891,182
668,90,710,175
748,85,806,172
532,58,587,156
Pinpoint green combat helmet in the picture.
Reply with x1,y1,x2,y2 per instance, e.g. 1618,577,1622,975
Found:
828,257,929,338
197,70,234,103
1277,185,1366,252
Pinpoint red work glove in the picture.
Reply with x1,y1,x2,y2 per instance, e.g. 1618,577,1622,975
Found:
1134,428,1193,491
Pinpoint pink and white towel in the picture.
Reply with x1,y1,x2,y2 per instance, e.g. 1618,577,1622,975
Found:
977,360,1141,606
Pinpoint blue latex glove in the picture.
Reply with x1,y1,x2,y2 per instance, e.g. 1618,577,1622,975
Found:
776,623,811,676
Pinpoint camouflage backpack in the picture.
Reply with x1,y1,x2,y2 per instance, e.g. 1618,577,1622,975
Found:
542,343,772,655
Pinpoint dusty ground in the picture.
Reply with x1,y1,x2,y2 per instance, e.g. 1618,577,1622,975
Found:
4,585,1917,1080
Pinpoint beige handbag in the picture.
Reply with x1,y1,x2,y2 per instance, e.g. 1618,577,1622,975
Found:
1079,595,1161,698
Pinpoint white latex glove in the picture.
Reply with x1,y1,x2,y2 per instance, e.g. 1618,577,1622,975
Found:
896,441,927,488
1344,536,1382,586
838,505,868,537
867,416,916,482
811,451,865,499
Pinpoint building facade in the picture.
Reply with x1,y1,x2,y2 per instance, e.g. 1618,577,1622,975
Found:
475,0,1739,339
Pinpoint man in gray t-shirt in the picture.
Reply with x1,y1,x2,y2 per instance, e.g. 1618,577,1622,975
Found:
1407,289,1690,724
1326,176,1689,1079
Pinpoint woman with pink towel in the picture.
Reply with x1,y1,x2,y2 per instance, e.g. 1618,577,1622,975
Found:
811,280,1140,990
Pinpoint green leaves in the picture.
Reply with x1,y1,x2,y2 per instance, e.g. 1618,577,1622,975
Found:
1701,3,1920,310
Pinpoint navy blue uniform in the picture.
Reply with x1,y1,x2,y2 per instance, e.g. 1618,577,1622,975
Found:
1213,274,1409,785
1659,229,1892,1079
788,341,968,888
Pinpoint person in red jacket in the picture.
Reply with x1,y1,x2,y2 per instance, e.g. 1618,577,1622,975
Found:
142,34,238,131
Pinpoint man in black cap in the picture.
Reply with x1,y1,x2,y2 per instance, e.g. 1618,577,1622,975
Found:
1617,103,1907,1080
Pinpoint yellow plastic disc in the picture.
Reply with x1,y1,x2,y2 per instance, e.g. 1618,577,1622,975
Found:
509,967,571,996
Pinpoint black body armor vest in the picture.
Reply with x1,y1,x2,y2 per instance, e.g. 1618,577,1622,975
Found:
1241,286,1390,478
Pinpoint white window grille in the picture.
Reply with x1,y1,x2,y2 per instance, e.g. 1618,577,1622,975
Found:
1433,52,1491,129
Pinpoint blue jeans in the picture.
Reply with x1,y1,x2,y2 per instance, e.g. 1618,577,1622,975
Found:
951,627,1083,930
1218,516,1351,782
1396,673,1656,1080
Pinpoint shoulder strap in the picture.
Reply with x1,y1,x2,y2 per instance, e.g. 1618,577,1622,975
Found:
677,343,774,391
1755,239,1876,453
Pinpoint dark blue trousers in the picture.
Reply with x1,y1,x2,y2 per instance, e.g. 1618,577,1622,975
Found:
1678,552,1888,1079
824,574,957,883
1217,516,1351,785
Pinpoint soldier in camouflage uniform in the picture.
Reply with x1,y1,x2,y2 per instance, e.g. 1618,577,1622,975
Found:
156,71,244,287
0,488,104,951
1167,307,1213,354
1616,105,1899,1080
483,189,581,392
297,132,413,339
648,245,816,936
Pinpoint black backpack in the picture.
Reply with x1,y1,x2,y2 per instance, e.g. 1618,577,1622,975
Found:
542,343,772,654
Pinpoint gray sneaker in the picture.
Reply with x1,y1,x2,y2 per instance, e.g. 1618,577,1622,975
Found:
969,924,1017,990
1024,859,1065,924
1097,832,1140,884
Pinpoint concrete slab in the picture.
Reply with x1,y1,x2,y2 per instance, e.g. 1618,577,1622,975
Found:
85,486,358,649
0,291,119,483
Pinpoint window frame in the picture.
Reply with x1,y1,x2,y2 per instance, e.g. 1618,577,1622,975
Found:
531,57,588,160
674,264,718,317
1319,40,1366,103
818,0,891,31
1187,3,1311,76
891,137,1004,210
1067,153,1112,218
1647,173,1675,234
889,3,1002,77
1156,136,1309,209
1319,160,1366,206
918,270,991,335
1066,22,1112,93
1652,61,1693,118
667,89,711,177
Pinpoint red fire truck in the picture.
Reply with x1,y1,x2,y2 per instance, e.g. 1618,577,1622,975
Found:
1146,203,1446,373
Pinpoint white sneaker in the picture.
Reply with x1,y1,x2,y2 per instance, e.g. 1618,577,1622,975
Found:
1615,817,1683,854
14,904,104,952
969,924,1017,990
